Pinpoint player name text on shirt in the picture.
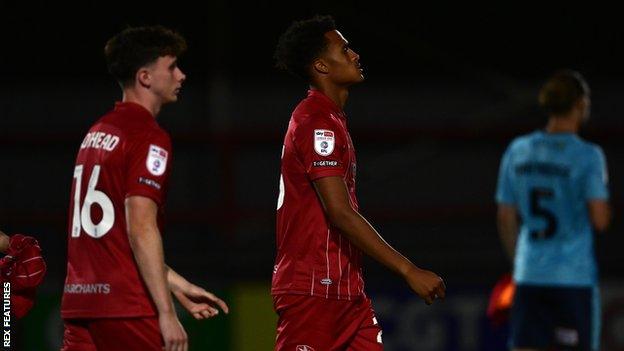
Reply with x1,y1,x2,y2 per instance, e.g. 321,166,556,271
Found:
80,132,120,151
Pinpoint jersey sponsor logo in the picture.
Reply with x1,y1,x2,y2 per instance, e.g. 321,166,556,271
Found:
146,145,168,176
320,278,333,285
312,160,341,168
80,132,120,151
314,129,335,156
64,283,111,294
138,177,162,190
296,345,315,351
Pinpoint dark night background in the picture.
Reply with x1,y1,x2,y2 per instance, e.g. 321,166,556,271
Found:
0,2,622,350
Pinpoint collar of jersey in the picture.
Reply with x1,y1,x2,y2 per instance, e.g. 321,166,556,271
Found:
538,129,579,139
114,101,156,122
307,89,346,119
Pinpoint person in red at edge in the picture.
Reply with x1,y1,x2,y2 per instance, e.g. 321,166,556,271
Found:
272,16,446,350
0,230,46,319
61,26,228,351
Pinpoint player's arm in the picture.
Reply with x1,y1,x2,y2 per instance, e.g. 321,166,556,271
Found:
497,204,519,261
165,265,229,319
313,176,445,305
166,266,192,292
588,200,610,232
126,196,187,351
495,144,518,263
585,147,611,233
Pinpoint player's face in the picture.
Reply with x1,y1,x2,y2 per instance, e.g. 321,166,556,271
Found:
320,30,364,86
147,55,186,104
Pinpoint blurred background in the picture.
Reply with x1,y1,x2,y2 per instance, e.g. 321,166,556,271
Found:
0,1,622,350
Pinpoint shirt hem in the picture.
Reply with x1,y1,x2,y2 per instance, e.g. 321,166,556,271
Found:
61,310,157,319
271,289,366,300
513,280,597,288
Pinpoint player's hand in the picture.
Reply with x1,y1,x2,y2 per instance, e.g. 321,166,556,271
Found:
159,311,188,351
403,266,446,305
172,283,229,320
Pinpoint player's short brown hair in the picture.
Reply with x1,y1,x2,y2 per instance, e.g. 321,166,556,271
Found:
274,15,336,80
104,25,187,87
538,69,590,115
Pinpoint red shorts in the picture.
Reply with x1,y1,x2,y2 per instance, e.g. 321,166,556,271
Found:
61,317,162,351
274,294,383,351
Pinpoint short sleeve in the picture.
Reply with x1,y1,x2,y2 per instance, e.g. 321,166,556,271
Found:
583,146,609,200
292,114,347,181
125,130,172,206
495,145,516,205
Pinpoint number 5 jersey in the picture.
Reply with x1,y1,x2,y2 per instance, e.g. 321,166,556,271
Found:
61,102,171,318
495,130,609,287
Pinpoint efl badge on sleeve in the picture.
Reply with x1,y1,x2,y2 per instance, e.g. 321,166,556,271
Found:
146,144,168,176
314,129,335,156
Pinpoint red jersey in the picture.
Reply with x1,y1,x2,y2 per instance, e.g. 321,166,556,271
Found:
61,102,171,319
272,90,364,300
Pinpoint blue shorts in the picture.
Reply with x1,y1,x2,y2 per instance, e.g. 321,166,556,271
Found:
510,284,600,351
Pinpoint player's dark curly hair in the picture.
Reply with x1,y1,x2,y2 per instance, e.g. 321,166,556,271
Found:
274,15,336,80
104,25,187,87
538,69,590,115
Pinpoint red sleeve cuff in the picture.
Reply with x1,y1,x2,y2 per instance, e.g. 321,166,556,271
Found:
125,189,163,206
308,169,346,181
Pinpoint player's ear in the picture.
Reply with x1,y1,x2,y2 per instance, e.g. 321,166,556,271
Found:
573,95,588,115
574,96,583,109
581,96,591,109
312,58,329,75
136,67,151,88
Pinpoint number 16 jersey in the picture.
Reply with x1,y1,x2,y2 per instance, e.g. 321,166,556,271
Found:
61,102,172,319
496,130,609,287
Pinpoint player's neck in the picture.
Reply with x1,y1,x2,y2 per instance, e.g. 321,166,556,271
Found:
545,115,580,134
121,89,162,117
311,83,349,110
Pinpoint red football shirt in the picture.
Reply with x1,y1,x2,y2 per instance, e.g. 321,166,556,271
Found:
272,89,364,300
61,102,171,318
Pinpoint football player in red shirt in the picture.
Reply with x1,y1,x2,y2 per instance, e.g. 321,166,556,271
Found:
272,16,446,350
61,26,228,351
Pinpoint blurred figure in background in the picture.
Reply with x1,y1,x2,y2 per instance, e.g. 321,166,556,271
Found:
272,15,445,351
496,70,611,351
